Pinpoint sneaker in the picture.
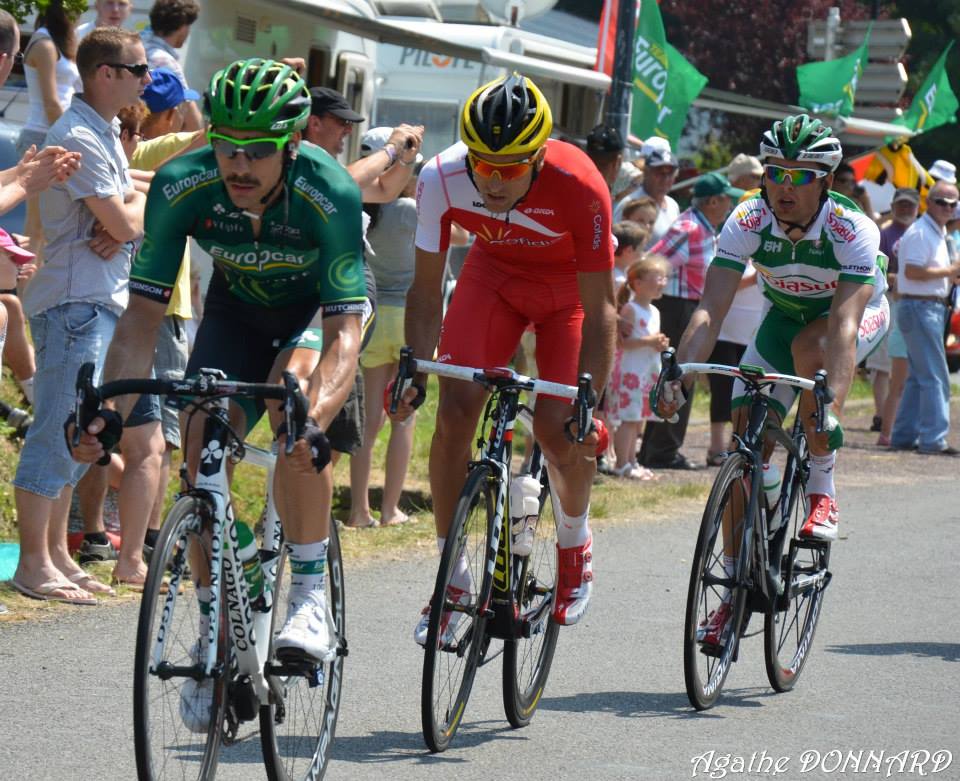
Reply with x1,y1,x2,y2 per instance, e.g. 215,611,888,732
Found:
78,537,119,566
413,585,469,647
179,642,213,733
552,536,593,626
274,591,335,663
800,494,839,541
697,600,733,646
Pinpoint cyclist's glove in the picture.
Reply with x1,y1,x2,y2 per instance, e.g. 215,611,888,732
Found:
64,408,123,466
383,379,426,415
823,412,844,451
278,417,332,473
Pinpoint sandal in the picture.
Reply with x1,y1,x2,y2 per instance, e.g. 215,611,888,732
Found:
68,571,116,596
705,451,727,467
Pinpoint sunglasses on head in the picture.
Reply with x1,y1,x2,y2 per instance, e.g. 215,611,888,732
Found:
931,197,959,208
467,151,539,181
763,165,829,186
208,132,291,161
100,62,150,77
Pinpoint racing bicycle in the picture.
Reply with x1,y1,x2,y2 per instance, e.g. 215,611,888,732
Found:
72,364,346,780
389,347,596,752
653,350,833,710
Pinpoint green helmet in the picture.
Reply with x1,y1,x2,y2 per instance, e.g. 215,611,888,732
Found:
204,58,311,134
759,114,843,171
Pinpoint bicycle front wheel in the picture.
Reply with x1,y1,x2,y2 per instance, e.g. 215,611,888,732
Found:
134,495,229,781
421,464,495,753
764,445,830,692
683,453,752,711
261,522,345,781
502,476,560,728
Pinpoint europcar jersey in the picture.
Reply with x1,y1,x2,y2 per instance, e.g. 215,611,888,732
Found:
415,140,614,273
130,142,366,311
712,192,886,323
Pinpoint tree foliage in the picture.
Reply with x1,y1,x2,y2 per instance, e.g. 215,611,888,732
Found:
0,0,88,25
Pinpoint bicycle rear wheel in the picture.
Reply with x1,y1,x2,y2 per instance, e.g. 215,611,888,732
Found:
261,522,345,781
764,442,830,693
683,453,752,710
421,464,495,753
502,475,560,728
134,495,229,781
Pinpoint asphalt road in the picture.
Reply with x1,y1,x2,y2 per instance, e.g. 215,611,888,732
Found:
1,461,958,781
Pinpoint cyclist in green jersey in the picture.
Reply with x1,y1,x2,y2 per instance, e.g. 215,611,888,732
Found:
70,59,366,722
657,115,889,644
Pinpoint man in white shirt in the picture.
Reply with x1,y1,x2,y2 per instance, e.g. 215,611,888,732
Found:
76,0,132,38
889,180,960,455
613,137,680,246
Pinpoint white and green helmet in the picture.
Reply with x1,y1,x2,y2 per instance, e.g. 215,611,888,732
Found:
759,114,843,171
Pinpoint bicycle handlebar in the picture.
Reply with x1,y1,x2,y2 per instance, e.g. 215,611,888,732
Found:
72,363,309,454
653,348,834,433
389,347,596,443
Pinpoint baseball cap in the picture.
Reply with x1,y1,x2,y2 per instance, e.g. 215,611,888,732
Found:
641,137,677,168
586,124,624,153
142,67,200,113
0,228,36,265
693,172,745,200
727,152,763,180
309,87,364,122
891,187,920,205
929,159,957,184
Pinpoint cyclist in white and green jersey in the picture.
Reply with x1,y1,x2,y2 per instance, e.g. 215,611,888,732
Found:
657,115,888,640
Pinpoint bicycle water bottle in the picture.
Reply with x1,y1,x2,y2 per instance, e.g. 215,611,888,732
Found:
510,475,541,557
762,462,782,515
236,522,272,612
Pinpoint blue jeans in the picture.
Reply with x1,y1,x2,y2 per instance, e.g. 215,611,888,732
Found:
14,302,119,498
890,298,951,451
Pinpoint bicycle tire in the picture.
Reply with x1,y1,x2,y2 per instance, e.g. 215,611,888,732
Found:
261,522,346,781
134,495,229,780
764,439,829,693
421,464,496,752
683,453,752,711
502,476,560,728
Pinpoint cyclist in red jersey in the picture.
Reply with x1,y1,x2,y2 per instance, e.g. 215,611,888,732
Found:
395,73,617,637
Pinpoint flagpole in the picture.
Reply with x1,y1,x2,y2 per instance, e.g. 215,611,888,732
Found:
606,0,636,142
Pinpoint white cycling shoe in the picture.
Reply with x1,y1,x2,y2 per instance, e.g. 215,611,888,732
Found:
274,590,337,663
413,585,470,647
179,642,213,734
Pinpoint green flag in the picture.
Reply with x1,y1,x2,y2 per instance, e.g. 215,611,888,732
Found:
797,25,871,117
630,0,707,147
893,43,958,134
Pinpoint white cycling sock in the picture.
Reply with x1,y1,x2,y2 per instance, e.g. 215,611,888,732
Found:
437,536,472,591
805,453,837,498
285,539,328,602
18,376,34,405
721,555,736,603
555,504,591,548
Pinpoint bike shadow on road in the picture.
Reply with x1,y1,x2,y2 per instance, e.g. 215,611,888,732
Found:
537,688,778,719
826,642,960,663
329,720,528,764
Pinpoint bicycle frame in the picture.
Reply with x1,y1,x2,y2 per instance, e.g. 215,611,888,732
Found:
151,399,283,703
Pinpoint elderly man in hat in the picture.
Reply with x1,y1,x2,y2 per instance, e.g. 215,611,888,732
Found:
726,152,763,191
614,136,680,245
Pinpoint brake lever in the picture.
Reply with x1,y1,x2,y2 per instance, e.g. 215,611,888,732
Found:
73,362,101,448
281,371,307,456
563,373,595,444
812,369,833,434
389,346,417,414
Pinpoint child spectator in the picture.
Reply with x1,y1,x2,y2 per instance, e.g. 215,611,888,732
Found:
612,221,649,288
609,256,670,479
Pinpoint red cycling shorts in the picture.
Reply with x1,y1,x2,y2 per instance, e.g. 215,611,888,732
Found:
437,246,584,386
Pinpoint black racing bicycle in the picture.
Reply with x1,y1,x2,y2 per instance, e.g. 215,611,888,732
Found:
654,349,833,710
390,347,596,752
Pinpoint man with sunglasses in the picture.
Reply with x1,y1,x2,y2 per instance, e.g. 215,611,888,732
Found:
71,59,366,726
657,114,890,642
888,180,960,455
397,73,616,636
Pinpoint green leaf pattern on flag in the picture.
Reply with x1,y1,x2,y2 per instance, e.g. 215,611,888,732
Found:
630,0,707,147
796,25,871,117
893,42,958,135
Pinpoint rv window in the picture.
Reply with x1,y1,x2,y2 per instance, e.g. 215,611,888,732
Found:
375,99,459,161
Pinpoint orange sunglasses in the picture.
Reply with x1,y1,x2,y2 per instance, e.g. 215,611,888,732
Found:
467,151,540,181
